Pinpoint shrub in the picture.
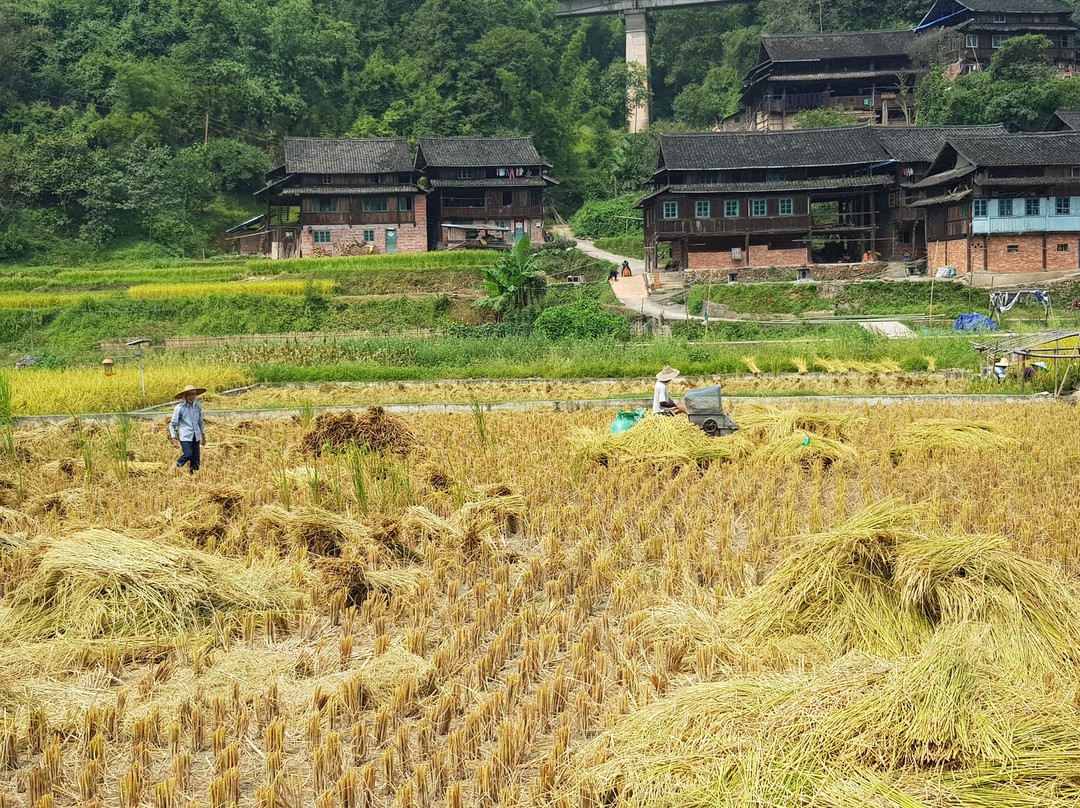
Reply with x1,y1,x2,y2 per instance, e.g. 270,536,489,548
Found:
533,300,629,340
570,194,645,240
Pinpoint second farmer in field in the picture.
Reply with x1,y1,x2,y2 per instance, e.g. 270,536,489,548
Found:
170,385,206,473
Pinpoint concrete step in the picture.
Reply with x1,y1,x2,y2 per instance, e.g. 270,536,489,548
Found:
652,270,687,291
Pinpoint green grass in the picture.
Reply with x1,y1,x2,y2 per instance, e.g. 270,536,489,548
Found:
687,280,985,319
594,236,645,260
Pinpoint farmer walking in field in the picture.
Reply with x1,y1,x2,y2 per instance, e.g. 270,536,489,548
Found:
170,385,206,473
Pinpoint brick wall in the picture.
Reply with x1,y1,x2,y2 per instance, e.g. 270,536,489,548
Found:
927,238,970,274
687,250,740,270
686,262,886,283
748,244,809,267
299,220,427,256
1045,235,1079,271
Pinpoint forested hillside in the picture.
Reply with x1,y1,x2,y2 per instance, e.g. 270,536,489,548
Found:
0,0,1067,262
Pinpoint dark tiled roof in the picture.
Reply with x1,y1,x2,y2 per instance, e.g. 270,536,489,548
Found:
908,189,971,207
284,138,413,174
761,29,918,62
976,176,1080,186
873,125,1007,163
767,69,921,82
957,0,1071,12
416,137,543,169
429,177,550,188
909,165,977,188
1048,110,1080,131
950,132,1080,166
641,175,892,202
659,127,889,171
280,185,419,196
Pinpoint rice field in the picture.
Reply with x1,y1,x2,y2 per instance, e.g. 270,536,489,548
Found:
128,281,336,300
0,399,1078,808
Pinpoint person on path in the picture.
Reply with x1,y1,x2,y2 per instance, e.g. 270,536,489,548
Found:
609,265,619,281
621,260,632,277
169,385,206,473
653,365,686,415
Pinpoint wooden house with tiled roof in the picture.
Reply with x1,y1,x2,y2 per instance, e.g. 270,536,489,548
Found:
726,30,922,132
916,0,1077,77
414,137,555,249
1045,109,1080,130
252,137,426,258
911,131,1080,273
639,124,1012,274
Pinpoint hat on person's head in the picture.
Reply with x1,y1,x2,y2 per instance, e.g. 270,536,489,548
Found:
995,358,1009,368
175,385,206,399
655,365,680,382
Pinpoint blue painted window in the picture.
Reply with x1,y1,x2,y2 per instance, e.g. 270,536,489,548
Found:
778,198,794,216
1056,197,1072,215
973,199,987,217
751,199,767,217
313,230,331,243
724,200,739,218
312,198,338,213
998,199,1013,216
695,200,711,219
363,229,375,242
1025,199,1040,216
362,197,389,212
662,201,679,219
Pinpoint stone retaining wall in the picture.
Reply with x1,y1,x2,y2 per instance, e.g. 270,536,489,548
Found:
686,262,886,283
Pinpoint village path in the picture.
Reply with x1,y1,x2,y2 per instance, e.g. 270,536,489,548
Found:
568,235,701,321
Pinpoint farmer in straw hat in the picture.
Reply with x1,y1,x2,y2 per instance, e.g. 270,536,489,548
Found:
169,385,206,473
653,365,687,416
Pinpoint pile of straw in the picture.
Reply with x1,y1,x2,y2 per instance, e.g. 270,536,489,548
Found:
357,646,435,704
27,488,86,518
1,529,298,639
574,414,743,467
316,559,430,606
299,407,415,456
750,432,858,468
732,403,866,440
892,418,1016,460
252,504,371,557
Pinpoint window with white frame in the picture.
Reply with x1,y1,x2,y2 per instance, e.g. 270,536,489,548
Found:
1025,199,1040,216
695,200,711,218
993,12,1006,22
965,34,978,47
778,198,794,216
992,35,1007,48
973,199,988,217
724,199,739,218
998,199,1013,216
456,168,473,180
313,230,331,243
662,201,679,219
751,199,767,217
1056,197,1072,215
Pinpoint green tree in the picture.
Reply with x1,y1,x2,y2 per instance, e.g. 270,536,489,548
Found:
474,236,546,321
793,107,860,128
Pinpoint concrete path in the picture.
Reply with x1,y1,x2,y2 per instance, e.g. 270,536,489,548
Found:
860,320,916,339
571,236,701,321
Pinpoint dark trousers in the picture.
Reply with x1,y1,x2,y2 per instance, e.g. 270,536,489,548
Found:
177,439,200,473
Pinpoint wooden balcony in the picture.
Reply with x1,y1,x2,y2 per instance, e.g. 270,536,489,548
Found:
301,212,415,226
653,212,875,238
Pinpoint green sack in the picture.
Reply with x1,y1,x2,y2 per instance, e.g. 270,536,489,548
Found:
611,408,648,434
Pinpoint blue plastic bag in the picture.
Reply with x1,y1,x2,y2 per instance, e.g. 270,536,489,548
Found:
611,408,648,434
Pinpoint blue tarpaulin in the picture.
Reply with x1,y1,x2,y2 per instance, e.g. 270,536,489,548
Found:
953,313,998,332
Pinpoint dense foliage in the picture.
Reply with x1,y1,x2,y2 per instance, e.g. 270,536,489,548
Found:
532,299,629,339
4,0,1079,263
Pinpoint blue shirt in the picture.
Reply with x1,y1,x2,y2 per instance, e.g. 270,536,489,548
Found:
169,399,205,441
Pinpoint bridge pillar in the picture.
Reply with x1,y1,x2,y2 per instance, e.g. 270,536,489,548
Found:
624,10,650,132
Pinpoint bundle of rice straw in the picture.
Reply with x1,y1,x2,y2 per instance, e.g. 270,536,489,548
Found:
1,529,298,639
561,637,1080,808
27,488,86,518
750,432,857,468
252,504,371,558
891,418,1015,460
316,560,430,607
357,646,435,704
731,403,866,441
299,407,415,456
727,500,930,657
574,414,743,467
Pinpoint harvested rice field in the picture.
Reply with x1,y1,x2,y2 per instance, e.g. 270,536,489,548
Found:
1,399,1079,807
203,372,971,411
